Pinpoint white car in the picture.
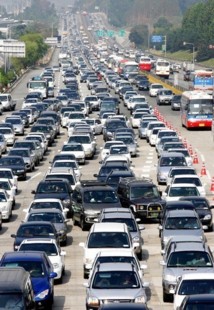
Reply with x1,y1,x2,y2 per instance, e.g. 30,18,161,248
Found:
149,83,164,97
162,183,201,202
166,167,197,186
168,148,193,166
50,159,82,181
0,189,13,220
108,145,131,162
170,174,206,196
0,127,15,146
61,111,72,128
173,273,214,309
84,118,102,135
18,238,66,282
100,112,116,126
100,141,125,161
130,112,149,128
60,143,85,164
127,95,148,110
101,154,132,168
24,198,69,219
0,178,16,206
0,168,18,193
79,222,135,279
148,127,165,146
66,112,86,128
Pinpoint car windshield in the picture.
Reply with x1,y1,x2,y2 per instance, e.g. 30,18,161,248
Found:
9,150,29,157
0,181,10,190
19,243,58,256
92,271,139,289
110,147,128,154
169,186,199,197
17,225,55,237
84,190,119,203
102,218,137,232
0,128,12,134
2,261,44,278
28,212,64,223
37,182,67,193
68,136,90,144
0,192,7,202
163,143,185,151
0,158,23,166
0,294,24,308
178,279,214,295
174,178,201,186
167,251,213,267
6,118,22,125
117,137,134,144
88,232,130,248
62,144,83,151
30,201,62,211
0,171,12,179
53,161,77,169
160,157,187,166
98,166,128,177
165,216,200,229
130,186,160,199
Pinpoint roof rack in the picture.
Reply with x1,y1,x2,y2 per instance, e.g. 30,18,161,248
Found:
80,180,107,187
119,177,153,184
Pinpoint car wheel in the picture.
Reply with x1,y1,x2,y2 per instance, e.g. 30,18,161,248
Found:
163,289,173,302
61,237,67,246
80,217,87,231
84,271,88,279
137,249,142,260
208,224,213,232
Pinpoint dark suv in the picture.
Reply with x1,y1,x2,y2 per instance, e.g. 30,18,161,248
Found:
117,177,165,220
71,181,121,230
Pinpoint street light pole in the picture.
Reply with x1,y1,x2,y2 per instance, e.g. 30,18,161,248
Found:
183,41,195,64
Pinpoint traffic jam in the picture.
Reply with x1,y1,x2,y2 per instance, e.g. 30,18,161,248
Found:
0,10,214,310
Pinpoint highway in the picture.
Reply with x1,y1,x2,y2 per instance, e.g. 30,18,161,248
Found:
0,13,213,310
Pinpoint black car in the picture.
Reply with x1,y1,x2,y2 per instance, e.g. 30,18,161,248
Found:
179,196,214,231
180,294,214,309
105,170,135,190
11,221,60,250
171,95,181,111
94,163,131,182
32,178,73,218
138,79,150,90
0,156,26,180
71,181,121,230
117,177,166,220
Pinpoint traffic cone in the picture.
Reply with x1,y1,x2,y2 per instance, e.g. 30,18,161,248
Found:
210,177,214,192
188,144,193,156
201,162,207,176
193,152,199,164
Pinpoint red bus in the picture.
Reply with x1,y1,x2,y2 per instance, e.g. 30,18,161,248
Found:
139,56,152,72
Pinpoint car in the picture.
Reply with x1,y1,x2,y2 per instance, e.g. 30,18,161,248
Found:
79,222,135,279
138,117,158,139
179,294,214,309
50,159,81,181
30,124,55,146
145,121,165,142
156,89,174,105
159,209,207,250
24,197,69,218
94,162,131,182
130,112,149,129
162,183,201,202
67,134,96,159
0,251,57,309
0,178,16,206
11,221,60,251
45,167,79,192
98,208,145,259
0,156,27,180
9,147,35,172
13,140,41,166
127,95,148,111
104,170,135,190
60,143,85,164
166,166,197,185
18,238,66,283
179,196,214,231
103,119,127,142
115,135,138,157
84,262,147,309
156,152,188,185
170,174,205,196
149,83,164,97
100,141,125,161
31,178,73,218
0,127,15,146
159,142,186,157
167,148,193,166
0,133,7,154
4,116,25,135
173,273,214,309
171,95,181,110
155,129,178,147
24,208,69,246
117,177,165,220
72,181,121,230
0,167,18,192
98,304,149,310
160,237,214,302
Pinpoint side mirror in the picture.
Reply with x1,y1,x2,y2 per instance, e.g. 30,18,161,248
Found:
158,225,163,230
83,282,89,288
79,242,85,248
160,260,166,266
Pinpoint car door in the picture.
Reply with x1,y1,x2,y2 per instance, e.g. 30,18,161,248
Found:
72,189,83,223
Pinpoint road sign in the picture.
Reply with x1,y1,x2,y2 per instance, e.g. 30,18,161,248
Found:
151,35,162,43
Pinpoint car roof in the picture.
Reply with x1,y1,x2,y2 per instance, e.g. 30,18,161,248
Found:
169,183,198,188
160,152,185,158
2,251,47,261
180,273,214,280
96,262,136,272
91,222,127,233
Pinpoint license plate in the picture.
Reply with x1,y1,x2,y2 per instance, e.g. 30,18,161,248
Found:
199,124,205,127
148,212,159,218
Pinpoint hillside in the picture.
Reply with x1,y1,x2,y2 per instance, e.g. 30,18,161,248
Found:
76,0,207,27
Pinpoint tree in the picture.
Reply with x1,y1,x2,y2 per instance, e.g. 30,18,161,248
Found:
129,24,148,47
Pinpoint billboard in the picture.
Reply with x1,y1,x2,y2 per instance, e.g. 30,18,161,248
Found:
0,39,25,57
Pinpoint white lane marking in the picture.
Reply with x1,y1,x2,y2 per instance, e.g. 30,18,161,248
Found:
25,172,41,182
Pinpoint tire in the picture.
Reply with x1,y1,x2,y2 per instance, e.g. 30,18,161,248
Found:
80,217,87,231
137,249,142,260
208,224,213,232
163,289,173,303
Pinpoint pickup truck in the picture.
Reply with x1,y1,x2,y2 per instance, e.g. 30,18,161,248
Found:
0,94,16,111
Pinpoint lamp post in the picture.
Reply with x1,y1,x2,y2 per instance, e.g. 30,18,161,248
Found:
183,41,195,64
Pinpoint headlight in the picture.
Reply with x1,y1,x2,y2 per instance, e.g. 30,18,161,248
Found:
135,295,146,303
87,297,99,307
36,289,49,299
164,274,176,282
63,199,70,205
204,214,211,220
133,236,140,242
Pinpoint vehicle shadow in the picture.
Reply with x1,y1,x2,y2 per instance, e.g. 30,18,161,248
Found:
0,226,8,234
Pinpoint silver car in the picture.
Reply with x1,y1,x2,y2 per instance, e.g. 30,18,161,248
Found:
156,152,187,185
84,262,147,309
5,117,24,135
115,135,138,157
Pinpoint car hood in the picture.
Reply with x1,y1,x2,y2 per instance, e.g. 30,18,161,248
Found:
89,287,146,300
130,197,165,205
31,276,50,296
165,267,214,279
163,229,204,240
84,201,122,211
